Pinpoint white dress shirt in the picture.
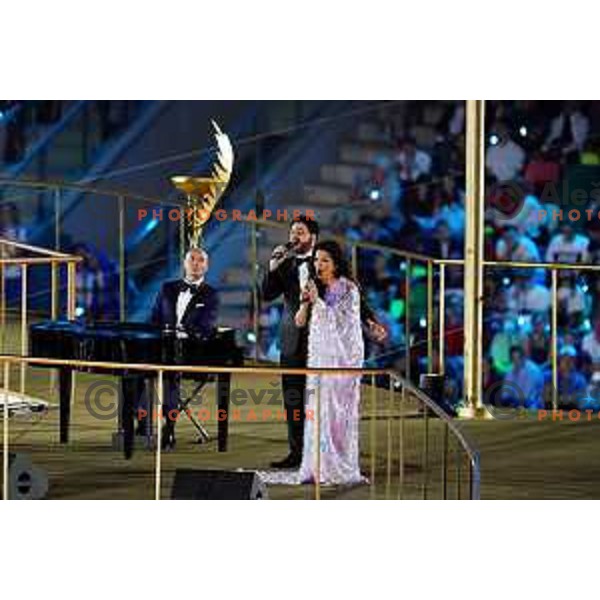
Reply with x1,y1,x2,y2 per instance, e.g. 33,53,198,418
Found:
176,277,204,328
296,253,312,291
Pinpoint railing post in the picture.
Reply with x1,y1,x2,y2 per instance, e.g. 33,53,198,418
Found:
405,259,411,383
422,404,429,500
438,262,446,374
551,269,558,411
442,422,449,500
251,221,259,362
398,379,405,500
20,264,27,395
370,374,376,499
155,369,164,500
54,187,61,251
386,375,393,499
119,196,126,322
427,260,433,372
464,100,486,414
314,376,321,500
2,360,9,500
67,261,76,321
0,262,5,356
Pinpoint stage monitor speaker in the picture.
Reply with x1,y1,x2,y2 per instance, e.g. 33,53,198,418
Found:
171,469,268,500
1,453,49,500
419,373,456,416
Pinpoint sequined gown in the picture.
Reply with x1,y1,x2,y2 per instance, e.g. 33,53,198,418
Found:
260,277,365,485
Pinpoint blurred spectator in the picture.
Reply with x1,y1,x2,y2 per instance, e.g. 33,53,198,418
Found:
503,345,544,409
490,318,527,376
526,315,550,365
423,220,461,259
545,222,590,263
524,149,561,195
553,345,588,409
72,243,119,322
486,121,526,182
495,226,540,262
556,271,588,327
395,137,431,183
543,101,590,159
506,273,551,315
0,202,27,299
582,319,600,368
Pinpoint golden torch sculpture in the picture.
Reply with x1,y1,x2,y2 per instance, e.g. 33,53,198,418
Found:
170,120,234,248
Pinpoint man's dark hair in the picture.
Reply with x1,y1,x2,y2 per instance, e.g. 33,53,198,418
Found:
510,345,524,358
290,215,319,237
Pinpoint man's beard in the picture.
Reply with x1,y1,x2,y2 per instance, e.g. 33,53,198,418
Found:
295,241,313,255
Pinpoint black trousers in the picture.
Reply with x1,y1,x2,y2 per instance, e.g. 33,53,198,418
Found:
281,356,307,460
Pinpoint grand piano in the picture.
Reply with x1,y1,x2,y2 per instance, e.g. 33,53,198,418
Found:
29,321,244,458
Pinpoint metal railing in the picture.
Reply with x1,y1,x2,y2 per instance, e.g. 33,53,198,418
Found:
0,354,479,500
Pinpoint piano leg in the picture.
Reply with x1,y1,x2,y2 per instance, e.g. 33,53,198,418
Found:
121,374,145,459
59,367,73,444
216,373,231,452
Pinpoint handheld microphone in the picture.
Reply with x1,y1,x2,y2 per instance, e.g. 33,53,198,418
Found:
272,241,296,261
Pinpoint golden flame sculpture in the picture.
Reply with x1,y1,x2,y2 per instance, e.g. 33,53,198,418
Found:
170,120,234,248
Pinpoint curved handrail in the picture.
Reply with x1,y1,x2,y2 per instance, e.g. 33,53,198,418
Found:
0,177,167,206
0,353,480,499
0,237,73,258
391,371,480,500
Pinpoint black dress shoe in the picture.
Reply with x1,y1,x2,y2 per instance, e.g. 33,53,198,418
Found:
270,455,301,469
161,421,176,451
161,431,176,451
136,421,149,437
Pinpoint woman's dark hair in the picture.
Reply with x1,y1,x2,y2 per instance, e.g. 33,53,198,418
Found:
313,240,359,300
314,240,352,279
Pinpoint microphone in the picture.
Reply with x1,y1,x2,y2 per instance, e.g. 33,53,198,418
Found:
272,241,296,261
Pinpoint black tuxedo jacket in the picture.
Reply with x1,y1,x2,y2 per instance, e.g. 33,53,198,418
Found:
262,255,376,365
151,279,219,337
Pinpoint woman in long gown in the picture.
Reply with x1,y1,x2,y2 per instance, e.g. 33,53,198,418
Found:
260,240,365,485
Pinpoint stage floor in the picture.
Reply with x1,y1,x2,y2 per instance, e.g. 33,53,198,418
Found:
3,364,600,499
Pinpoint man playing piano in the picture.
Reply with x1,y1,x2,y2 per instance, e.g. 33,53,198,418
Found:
150,247,220,449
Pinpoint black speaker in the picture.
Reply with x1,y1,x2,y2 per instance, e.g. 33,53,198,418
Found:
419,373,456,416
1,453,48,500
171,469,268,500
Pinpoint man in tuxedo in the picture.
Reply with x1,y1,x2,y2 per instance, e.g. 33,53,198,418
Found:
150,247,220,449
262,216,386,469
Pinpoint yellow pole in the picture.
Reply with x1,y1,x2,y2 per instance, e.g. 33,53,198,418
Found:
20,264,27,395
351,245,358,279
370,374,376,499
54,187,61,251
399,383,405,500
439,263,446,374
314,377,321,500
386,376,393,499
119,196,126,322
552,269,558,411
155,370,163,500
67,262,76,320
251,221,259,362
51,263,58,320
180,202,186,262
405,259,411,382
2,360,9,500
0,264,5,357
427,260,433,372
464,100,486,414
